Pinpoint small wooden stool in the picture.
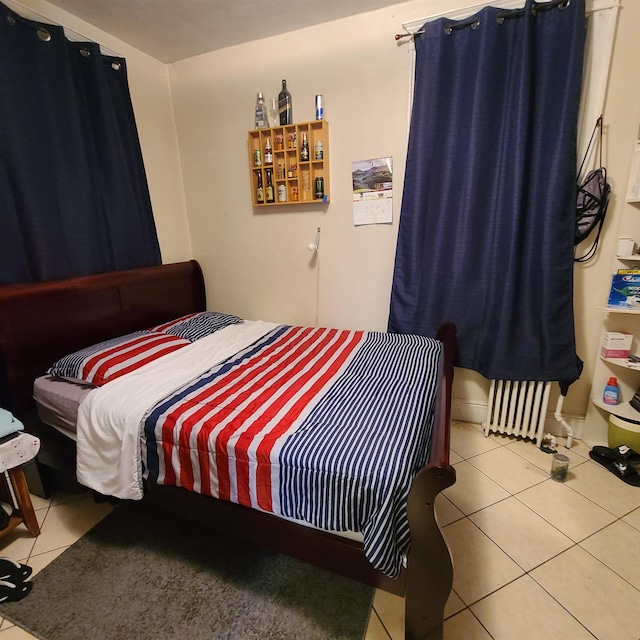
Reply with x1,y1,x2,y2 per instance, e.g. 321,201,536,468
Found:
0,433,41,539
0,467,40,538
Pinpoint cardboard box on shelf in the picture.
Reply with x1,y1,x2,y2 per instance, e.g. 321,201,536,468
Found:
601,331,634,359
617,237,637,256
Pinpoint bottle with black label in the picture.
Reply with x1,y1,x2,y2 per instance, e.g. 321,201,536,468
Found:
265,168,275,203
278,79,292,125
256,171,264,204
264,138,273,165
300,132,309,162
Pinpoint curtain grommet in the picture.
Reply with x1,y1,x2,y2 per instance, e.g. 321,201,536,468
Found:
80,48,90,57
111,62,121,70
444,25,453,35
559,0,571,10
7,15,15,26
37,28,51,42
471,20,480,30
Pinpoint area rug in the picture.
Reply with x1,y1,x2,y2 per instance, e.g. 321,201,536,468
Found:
0,501,374,640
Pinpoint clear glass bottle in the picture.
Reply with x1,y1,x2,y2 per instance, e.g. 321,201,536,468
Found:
255,93,266,129
278,80,292,125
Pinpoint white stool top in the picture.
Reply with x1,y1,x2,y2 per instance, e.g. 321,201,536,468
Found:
0,433,40,473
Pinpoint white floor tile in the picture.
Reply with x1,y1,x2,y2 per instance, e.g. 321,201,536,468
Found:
580,519,640,590
364,610,391,640
443,608,492,639
444,461,510,515
0,625,37,638
531,546,640,640
450,422,503,460
471,575,593,640
442,518,523,605
372,590,403,640
469,497,573,571
435,494,465,527
29,496,112,557
566,458,640,517
622,505,640,531
467,446,549,494
517,478,617,542
443,590,465,619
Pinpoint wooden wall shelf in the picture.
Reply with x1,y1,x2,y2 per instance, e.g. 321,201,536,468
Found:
248,120,330,207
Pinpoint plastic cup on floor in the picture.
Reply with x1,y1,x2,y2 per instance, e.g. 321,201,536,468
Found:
550,453,570,482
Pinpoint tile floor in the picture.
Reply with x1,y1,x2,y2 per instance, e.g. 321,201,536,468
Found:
1,421,640,639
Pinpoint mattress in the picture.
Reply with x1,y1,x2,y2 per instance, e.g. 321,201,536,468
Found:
33,371,363,544
33,375,93,440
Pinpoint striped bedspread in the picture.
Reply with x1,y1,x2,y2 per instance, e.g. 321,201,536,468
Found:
142,324,442,578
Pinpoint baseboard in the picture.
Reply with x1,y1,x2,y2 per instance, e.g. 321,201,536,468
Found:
451,397,586,441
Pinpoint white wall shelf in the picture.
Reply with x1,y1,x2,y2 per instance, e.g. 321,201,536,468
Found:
600,307,640,314
591,395,640,421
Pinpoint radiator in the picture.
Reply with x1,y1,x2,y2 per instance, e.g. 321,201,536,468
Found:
483,380,552,447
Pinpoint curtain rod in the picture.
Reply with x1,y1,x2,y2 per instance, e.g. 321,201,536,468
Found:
3,0,121,56
394,0,619,41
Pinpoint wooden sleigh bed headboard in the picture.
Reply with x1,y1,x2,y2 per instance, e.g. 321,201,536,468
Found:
0,260,456,640
0,260,205,417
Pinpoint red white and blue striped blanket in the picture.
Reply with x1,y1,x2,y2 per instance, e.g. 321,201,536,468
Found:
141,324,442,578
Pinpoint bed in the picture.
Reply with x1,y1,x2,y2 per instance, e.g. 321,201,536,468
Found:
0,260,456,640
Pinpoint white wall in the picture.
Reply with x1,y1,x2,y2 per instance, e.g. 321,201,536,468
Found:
13,0,193,265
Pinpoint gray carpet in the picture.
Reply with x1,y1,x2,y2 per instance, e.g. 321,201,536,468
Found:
0,501,374,640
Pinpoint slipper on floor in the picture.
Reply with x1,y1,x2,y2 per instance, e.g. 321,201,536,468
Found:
0,579,32,604
589,450,640,486
0,557,32,583
591,444,640,465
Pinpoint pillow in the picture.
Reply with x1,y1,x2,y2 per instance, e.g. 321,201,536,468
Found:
47,331,190,386
148,311,243,342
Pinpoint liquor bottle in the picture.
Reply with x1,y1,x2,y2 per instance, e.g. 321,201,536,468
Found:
300,132,309,162
278,79,292,125
265,168,275,203
255,93,266,129
264,138,273,164
256,171,264,204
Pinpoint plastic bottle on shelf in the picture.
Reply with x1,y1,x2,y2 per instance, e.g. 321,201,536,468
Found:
603,377,620,405
255,93,266,129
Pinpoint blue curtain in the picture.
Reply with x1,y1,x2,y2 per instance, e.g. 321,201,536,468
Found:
388,0,584,385
0,2,161,285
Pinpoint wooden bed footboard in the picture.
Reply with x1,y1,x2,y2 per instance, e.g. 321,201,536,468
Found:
0,261,456,640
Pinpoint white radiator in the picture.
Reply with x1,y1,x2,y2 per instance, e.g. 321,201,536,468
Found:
483,380,552,447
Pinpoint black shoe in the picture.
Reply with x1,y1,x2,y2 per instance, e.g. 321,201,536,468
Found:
0,557,32,583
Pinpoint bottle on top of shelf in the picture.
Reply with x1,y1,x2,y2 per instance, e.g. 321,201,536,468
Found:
278,79,292,125
255,93,266,129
